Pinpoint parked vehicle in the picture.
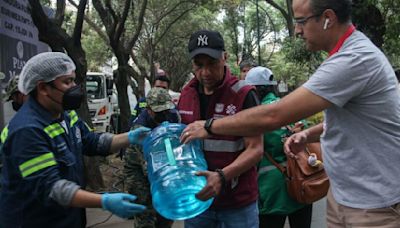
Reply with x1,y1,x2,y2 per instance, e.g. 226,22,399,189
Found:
86,72,119,133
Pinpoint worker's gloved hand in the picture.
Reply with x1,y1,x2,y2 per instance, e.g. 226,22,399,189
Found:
128,127,151,145
102,193,146,219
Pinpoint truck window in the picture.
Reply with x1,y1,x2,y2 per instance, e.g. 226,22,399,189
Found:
86,75,105,99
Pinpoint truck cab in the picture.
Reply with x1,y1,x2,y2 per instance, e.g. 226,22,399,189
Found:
86,72,117,133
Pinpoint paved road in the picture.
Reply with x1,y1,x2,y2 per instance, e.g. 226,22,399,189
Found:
86,198,326,228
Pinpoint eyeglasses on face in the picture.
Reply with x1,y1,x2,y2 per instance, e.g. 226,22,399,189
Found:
294,14,321,27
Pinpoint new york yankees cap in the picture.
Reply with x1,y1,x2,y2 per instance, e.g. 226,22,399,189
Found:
188,30,225,59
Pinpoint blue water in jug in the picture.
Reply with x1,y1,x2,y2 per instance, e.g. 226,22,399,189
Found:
142,122,213,220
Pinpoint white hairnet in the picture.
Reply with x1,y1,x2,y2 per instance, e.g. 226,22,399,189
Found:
18,52,76,95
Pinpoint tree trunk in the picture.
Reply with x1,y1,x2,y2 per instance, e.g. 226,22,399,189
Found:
29,0,104,191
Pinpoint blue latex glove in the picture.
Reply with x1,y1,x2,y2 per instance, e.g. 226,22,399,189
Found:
128,127,151,145
102,193,146,219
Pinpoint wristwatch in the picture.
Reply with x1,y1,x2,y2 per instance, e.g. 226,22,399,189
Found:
204,118,215,135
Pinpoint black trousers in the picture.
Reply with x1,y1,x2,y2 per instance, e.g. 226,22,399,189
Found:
259,204,313,228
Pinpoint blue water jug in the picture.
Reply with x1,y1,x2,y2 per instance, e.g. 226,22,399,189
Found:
142,122,213,220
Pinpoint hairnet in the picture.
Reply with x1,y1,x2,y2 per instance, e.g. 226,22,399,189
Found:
18,52,76,95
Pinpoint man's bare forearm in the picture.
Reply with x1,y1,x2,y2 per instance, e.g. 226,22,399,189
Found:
209,87,330,137
303,123,323,143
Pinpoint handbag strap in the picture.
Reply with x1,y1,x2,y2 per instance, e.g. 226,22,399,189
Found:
264,151,288,177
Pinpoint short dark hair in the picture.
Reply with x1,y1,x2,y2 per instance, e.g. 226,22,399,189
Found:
239,60,257,70
255,85,277,99
310,0,352,24
154,75,170,85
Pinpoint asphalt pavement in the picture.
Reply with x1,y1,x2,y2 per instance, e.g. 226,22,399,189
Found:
86,198,326,228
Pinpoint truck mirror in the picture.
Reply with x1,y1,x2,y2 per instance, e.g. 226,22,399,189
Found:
106,78,114,90
106,78,114,95
107,89,113,96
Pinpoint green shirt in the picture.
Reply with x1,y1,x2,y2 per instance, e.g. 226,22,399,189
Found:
258,92,308,215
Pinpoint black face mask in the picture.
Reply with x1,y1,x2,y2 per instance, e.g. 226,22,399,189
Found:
62,85,84,110
153,111,167,124
50,84,84,110
153,110,181,125
11,101,22,111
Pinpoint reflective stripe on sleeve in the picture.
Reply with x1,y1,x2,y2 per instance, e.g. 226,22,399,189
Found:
44,123,65,138
203,138,245,152
19,152,57,178
139,102,147,108
1,125,9,143
69,111,79,127
231,80,248,93
84,122,93,132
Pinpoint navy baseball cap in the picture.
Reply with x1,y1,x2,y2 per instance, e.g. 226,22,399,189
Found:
188,30,225,59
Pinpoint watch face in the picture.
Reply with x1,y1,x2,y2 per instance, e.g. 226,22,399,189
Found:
205,118,211,128
205,118,214,134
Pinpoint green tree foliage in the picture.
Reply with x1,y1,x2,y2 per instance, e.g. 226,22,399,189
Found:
64,2,113,72
350,0,399,67
155,5,220,90
81,28,112,72
379,0,400,68
138,1,220,90
268,38,324,89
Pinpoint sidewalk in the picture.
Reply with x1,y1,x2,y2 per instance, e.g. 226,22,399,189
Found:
86,198,326,228
86,209,183,228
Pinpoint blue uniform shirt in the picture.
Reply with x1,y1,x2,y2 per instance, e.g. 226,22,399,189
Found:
0,97,110,228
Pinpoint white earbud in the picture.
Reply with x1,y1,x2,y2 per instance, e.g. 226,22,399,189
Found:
323,18,330,30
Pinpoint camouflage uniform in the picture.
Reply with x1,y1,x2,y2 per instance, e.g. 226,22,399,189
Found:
124,127,157,228
124,88,179,228
1,75,20,191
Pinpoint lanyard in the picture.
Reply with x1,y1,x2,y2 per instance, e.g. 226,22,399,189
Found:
328,24,356,57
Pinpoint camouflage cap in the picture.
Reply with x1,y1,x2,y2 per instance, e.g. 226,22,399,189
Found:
4,75,19,101
146,87,175,112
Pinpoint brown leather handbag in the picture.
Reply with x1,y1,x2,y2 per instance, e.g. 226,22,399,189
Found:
265,142,330,204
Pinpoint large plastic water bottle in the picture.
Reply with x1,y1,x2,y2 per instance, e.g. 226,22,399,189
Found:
142,122,213,220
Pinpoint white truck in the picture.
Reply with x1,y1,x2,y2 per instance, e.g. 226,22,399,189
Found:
86,72,119,133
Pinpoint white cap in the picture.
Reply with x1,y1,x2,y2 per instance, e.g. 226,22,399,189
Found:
18,52,76,95
245,66,277,86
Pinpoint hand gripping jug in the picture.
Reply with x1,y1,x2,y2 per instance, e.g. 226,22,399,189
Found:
142,122,213,220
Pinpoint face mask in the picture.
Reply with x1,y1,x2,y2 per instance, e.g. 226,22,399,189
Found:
62,85,84,110
153,112,167,124
11,101,22,111
50,84,84,110
153,110,180,124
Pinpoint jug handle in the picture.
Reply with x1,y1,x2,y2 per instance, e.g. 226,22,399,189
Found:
164,138,176,166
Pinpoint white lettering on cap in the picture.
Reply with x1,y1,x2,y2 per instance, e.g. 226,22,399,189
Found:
197,35,208,47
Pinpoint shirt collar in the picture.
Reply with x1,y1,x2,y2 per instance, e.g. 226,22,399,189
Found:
27,96,64,123
328,24,356,57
